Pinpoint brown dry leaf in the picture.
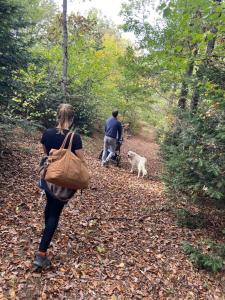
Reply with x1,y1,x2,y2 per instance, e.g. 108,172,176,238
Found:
117,262,125,268
0,290,7,300
9,289,16,300
59,268,66,272
40,292,47,300
64,285,73,292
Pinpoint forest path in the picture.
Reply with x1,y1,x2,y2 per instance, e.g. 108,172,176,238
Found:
0,128,224,299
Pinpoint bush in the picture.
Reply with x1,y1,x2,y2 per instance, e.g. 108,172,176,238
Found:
8,64,100,133
175,209,207,229
161,111,225,203
0,115,44,156
8,64,64,128
216,243,225,259
0,122,12,157
122,109,142,135
202,239,225,259
69,81,99,135
182,241,223,273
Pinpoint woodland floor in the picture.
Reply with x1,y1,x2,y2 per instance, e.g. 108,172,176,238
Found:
0,127,225,300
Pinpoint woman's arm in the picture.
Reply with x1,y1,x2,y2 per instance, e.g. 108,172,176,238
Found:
42,144,48,155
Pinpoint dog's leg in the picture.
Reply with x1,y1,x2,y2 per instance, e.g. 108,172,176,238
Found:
143,167,147,178
141,166,144,178
130,163,134,173
137,164,141,178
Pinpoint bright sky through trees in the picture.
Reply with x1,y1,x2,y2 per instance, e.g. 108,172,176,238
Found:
54,0,160,42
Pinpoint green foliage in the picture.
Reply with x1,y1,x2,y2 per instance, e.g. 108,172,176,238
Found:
0,0,154,134
8,62,100,132
161,110,225,202
0,122,13,155
2,7,132,132
9,63,63,127
217,244,225,259
0,0,32,104
175,209,207,229
202,239,225,259
68,81,100,135
121,0,225,202
117,47,155,129
182,241,223,273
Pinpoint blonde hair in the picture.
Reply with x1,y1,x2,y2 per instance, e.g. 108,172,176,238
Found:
57,103,75,133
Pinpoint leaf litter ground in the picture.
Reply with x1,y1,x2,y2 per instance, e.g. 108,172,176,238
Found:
0,128,224,299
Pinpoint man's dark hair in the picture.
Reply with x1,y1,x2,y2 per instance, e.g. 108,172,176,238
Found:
112,110,119,118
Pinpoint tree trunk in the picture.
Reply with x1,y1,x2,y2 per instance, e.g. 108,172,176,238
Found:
61,0,68,102
190,1,220,112
190,84,200,112
190,31,217,112
178,84,188,110
178,62,194,109
178,47,197,110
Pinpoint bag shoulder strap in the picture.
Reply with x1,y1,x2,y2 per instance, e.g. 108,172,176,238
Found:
68,132,75,151
60,132,72,149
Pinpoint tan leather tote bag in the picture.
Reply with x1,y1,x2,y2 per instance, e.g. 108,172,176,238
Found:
45,132,90,189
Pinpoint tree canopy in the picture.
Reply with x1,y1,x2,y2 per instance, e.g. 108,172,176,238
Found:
1,0,225,202
121,0,225,202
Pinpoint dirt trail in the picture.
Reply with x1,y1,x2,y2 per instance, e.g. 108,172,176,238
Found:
0,129,224,299
121,126,160,179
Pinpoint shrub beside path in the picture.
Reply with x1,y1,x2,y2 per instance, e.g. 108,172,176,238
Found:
0,128,224,299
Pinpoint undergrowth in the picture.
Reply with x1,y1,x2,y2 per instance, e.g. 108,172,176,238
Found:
182,241,224,273
175,208,207,229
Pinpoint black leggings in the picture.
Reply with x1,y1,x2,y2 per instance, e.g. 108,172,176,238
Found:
39,192,66,252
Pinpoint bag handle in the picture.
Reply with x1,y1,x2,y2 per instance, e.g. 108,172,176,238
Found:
60,132,72,149
68,132,75,151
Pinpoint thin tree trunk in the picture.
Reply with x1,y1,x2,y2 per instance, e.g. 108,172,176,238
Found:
190,0,221,112
178,47,197,110
178,60,195,109
61,0,68,102
190,29,217,112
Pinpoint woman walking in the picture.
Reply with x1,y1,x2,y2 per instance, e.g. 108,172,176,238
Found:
34,104,84,268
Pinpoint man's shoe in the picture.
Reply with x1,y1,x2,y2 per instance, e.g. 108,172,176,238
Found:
33,254,51,268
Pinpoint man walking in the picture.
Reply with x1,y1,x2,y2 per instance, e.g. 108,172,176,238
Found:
102,110,122,166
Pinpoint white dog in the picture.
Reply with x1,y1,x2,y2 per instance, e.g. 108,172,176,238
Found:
127,150,148,178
